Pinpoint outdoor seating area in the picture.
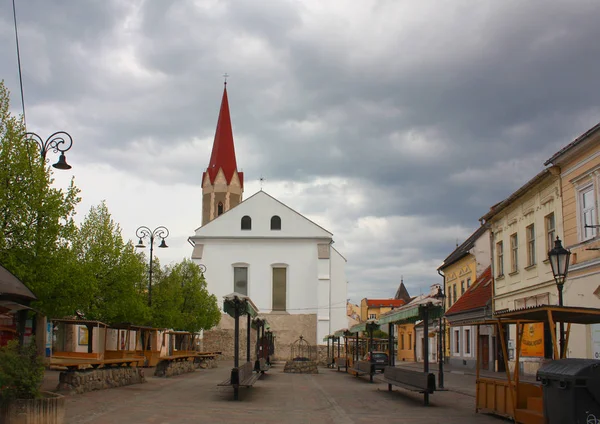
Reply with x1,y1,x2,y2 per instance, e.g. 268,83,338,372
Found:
217,293,274,400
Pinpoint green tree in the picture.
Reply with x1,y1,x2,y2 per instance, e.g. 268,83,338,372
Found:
152,259,220,332
0,81,82,317
72,201,149,324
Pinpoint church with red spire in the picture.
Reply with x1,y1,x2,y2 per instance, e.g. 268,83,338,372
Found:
190,83,348,359
201,82,244,226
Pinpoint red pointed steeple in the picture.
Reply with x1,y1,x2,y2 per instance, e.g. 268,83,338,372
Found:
203,84,243,187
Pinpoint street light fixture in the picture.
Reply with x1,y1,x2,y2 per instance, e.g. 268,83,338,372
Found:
548,236,571,358
434,285,446,389
24,131,74,169
135,226,169,307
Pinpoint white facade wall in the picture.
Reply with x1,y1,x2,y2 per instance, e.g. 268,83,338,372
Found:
190,191,347,344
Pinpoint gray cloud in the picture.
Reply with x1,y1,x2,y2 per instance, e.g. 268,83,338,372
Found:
1,0,599,302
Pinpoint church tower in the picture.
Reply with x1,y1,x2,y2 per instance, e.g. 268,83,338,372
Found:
202,83,244,225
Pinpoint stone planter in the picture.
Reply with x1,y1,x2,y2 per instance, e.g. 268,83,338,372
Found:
0,391,65,424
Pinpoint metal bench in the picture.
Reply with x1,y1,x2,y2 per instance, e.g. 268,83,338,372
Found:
255,357,270,373
218,361,261,400
349,360,375,383
335,357,347,371
381,366,436,405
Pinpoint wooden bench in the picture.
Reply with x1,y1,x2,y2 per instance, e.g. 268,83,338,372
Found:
381,366,436,405
255,357,270,373
218,361,261,400
50,356,144,371
349,360,375,383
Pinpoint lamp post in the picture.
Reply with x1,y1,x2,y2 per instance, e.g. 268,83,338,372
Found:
548,236,571,359
24,131,74,169
135,226,169,307
434,286,446,389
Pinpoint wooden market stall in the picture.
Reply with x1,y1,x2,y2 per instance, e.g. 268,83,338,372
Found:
473,305,600,424
104,324,160,366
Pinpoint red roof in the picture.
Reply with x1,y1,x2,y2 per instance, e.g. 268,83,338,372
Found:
445,266,492,316
203,84,243,187
366,299,406,308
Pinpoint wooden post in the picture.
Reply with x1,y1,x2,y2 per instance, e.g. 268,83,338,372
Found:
564,323,571,358
388,323,394,392
337,337,341,370
246,314,251,362
423,305,430,406
547,310,559,360
475,324,481,412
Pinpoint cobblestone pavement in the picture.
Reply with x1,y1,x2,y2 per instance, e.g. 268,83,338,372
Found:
59,361,508,424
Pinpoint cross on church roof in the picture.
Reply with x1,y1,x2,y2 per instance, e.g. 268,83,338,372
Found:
223,73,229,85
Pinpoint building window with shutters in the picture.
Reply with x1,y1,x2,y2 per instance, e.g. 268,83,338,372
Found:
545,213,555,252
579,185,597,241
510,233,518,273
497,241,504,277
526,224,536,267
233,265,248,295
454,330,460,354
272,267,287,311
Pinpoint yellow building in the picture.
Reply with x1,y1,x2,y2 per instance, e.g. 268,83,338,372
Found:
438,225,490,362
359,298,406,322
544,122,600,359
396,323,415,362
481,167,564,374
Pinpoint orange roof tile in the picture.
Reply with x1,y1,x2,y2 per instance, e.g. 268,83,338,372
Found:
445,266,492,316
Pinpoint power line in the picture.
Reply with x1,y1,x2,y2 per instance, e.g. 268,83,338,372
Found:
12,0,27,127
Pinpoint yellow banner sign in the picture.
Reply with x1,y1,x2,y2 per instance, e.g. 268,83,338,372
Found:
521,323,544,357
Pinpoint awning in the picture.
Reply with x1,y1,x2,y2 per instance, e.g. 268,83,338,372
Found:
377,302,443,325
349,320,379,333
223,292,259,318
334,328,349,337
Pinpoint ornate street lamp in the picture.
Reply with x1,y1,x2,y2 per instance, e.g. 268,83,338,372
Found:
548,236,571,358
135,226,169,307
434,285,446,389
24,131,73,169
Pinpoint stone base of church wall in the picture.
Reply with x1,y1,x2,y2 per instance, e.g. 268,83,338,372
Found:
201,313,317,361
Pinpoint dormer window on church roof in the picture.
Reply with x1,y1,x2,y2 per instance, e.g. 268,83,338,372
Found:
271,215,281,230
241,216,252,230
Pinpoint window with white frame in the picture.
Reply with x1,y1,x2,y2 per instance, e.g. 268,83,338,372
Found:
580,185,597,241
526,224,536,267
233,266,248,295
453,285,457,304
510,233,518,273
461,280,465,295
545,213,555,253
272,267,287,311
467,278,471,288
465,329,471,354
368,313,377,319
454,330,460,354
497,241,504,277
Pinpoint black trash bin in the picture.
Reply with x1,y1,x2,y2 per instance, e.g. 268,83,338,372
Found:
536,358,600,424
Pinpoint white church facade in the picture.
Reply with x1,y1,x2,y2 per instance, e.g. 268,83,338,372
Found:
189,83,347,354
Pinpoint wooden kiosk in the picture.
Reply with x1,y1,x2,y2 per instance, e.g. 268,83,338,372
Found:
50,318,144,370
104,324,160,367
473,305,600,423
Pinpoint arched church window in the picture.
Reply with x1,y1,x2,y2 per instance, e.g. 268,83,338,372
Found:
217,202,224,216
241,215,252,230
270,215,281,230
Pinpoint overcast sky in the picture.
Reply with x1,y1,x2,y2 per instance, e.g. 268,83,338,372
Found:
1,0,599,303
